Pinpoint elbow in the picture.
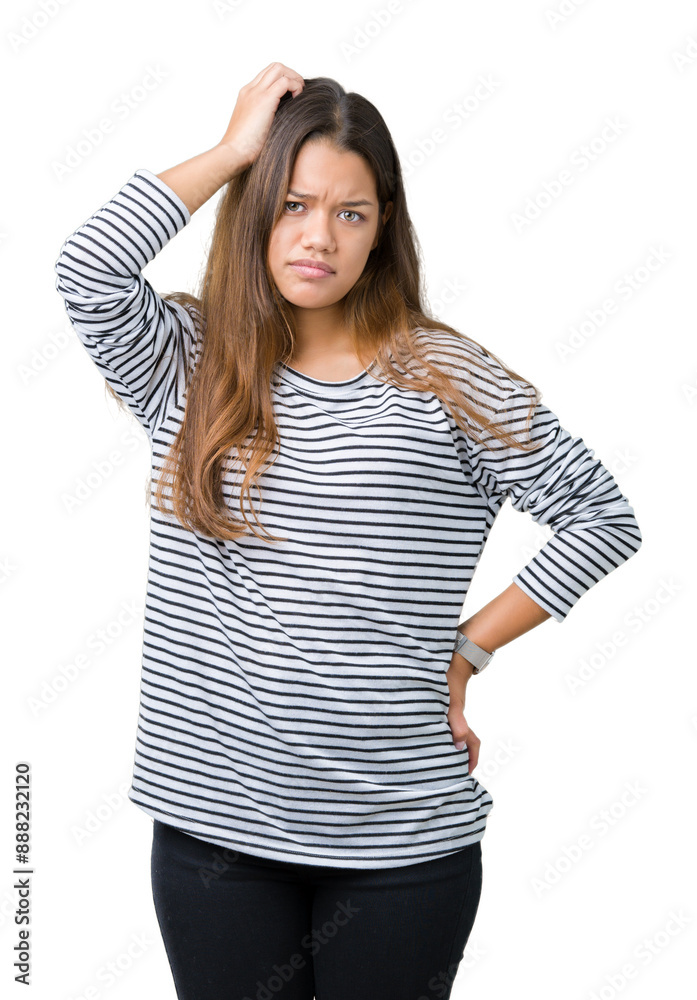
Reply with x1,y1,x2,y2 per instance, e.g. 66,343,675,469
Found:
629,520,643,558
613,512,643,568
600,497,643,560
54,232,73,275
624,502,643,556
54,241,75,298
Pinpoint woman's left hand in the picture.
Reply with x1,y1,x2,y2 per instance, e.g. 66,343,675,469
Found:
445,653,481,773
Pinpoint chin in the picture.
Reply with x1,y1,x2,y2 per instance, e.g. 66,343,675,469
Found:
282,289,342,308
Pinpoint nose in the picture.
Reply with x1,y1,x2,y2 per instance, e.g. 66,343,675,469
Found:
300,211,335,253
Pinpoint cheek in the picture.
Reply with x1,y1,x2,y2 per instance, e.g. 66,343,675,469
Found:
267,232,286,277
267,219,286,252
347,245,372,277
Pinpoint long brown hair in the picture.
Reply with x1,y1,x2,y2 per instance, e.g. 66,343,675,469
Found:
109,76,543,542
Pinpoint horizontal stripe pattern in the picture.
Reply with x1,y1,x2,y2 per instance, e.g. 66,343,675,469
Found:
54,169,642,868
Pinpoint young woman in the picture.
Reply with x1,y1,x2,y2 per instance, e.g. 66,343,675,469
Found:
54,62,642,1000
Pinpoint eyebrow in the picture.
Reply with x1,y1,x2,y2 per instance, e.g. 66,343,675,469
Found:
286,188,375,208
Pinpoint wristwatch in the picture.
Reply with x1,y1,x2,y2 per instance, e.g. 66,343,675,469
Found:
453,632,495,674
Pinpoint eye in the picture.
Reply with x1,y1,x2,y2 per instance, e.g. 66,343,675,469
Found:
283,201,366,223
339,209,365,223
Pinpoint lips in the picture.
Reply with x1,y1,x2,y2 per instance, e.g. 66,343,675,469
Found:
290,258,334,273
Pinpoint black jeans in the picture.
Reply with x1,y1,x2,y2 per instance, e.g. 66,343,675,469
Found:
150,819,483,1000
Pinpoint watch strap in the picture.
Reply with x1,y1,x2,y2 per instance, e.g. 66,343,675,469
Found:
453,632,495,674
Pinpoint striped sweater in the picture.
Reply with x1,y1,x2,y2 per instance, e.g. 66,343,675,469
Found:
54,168,643,868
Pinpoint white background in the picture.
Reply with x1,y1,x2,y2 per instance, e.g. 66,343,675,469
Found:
3,0,695,997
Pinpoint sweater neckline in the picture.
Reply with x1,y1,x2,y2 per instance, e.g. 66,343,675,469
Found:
273,357,381,396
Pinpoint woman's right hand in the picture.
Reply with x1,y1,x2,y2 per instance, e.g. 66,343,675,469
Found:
217,62,305,171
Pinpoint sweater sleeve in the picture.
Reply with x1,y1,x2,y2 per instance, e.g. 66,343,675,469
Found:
423,331,643,623
54,168,197,440
465,381,642,623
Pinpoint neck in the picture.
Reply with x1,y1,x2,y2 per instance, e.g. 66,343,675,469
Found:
289,304,353,361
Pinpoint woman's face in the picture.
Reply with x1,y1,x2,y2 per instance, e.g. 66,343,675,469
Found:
267,140,392,316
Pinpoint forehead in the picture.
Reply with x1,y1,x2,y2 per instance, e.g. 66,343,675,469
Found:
288,141,376,199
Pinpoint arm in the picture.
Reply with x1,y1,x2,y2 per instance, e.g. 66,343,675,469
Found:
53,146,245,438
158,61,306,215
54,63,304,439
446,581,551,762
445,346,643,679
468,388,643,627
156,143,247,217
452,582,552,681
445,372,642,763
